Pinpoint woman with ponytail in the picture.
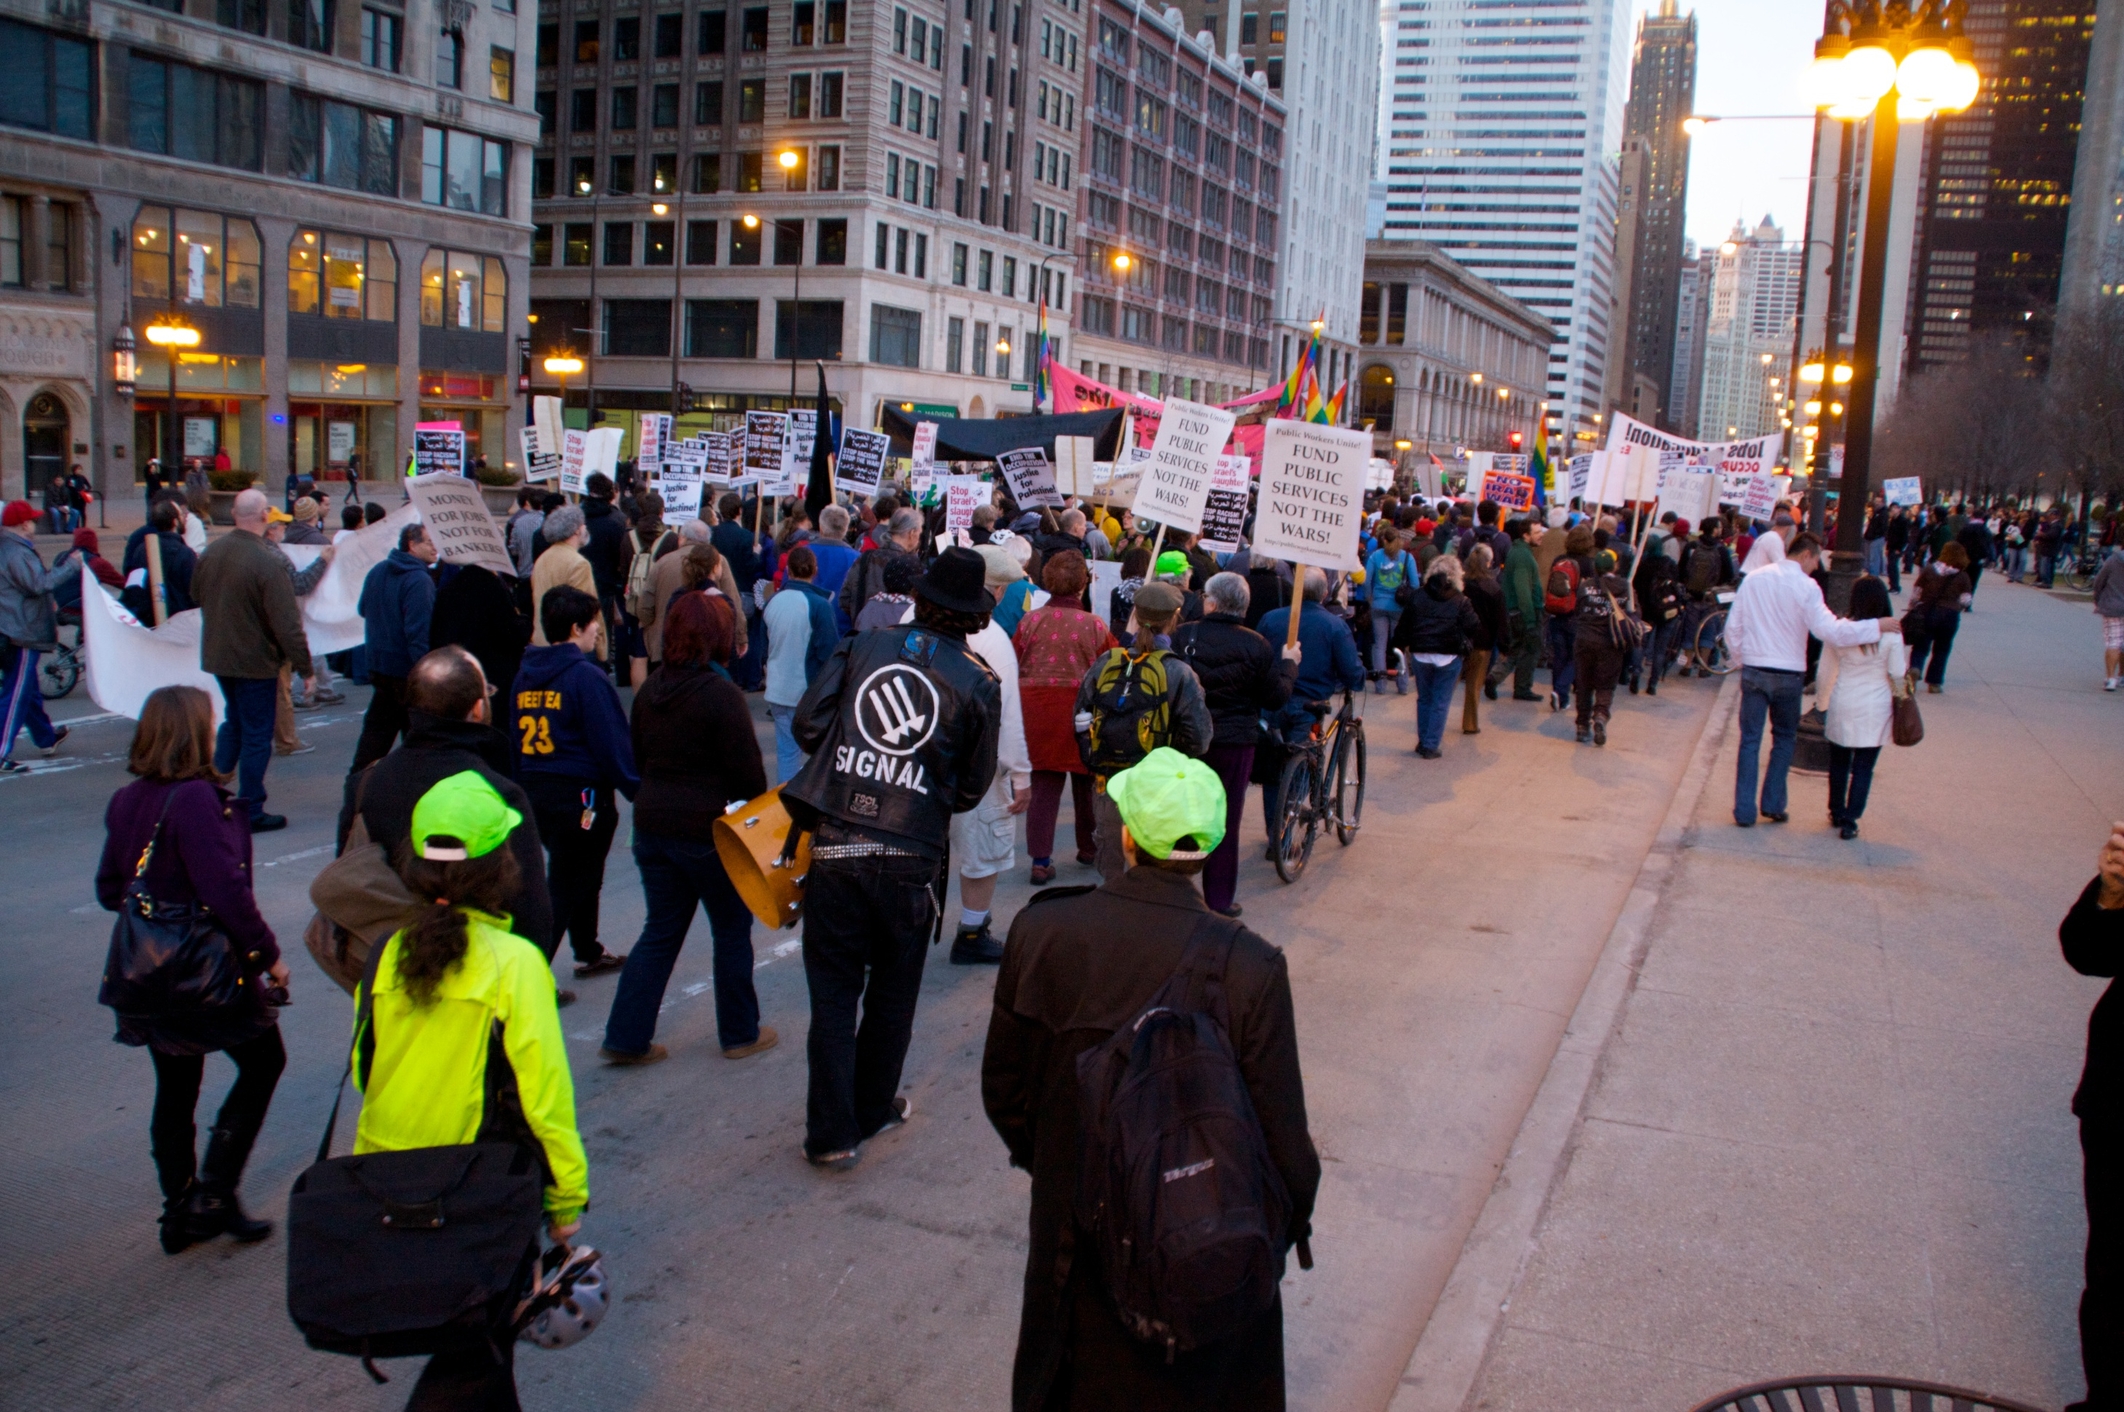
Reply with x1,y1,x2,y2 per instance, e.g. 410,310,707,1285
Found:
352,770,589,1408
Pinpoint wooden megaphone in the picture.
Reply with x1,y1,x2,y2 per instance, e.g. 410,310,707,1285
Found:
712,787,812,930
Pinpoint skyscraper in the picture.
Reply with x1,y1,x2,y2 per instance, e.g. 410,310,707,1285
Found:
1695,217,1801,442
1905,0,2093,370
1619,0,1695,428
2059,0,2124,311
1374,0,1633,448
1668,239,1712,438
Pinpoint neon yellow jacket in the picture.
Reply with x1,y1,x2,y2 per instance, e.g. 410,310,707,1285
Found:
353,911,589,1222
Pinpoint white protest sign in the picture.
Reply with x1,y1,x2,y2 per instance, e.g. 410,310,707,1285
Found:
637,412,671,471
581,426,623,488
836,428,892,497
1254,419,1371,569
1567,454,1593,503
1133,397,1236,535
1088,556,1124,618
1055,436,1097,497
911,420,940,470
1657,468,1720,526
997,446,1064,509
1463,451,1493,505
781,408,818,495
943,475,985,533
408,473,517,576
1736,472,1781,522
1198,454,1251,553
1883,475,1922,507
560,429,587,495
533,396,564,455
519,424,562,484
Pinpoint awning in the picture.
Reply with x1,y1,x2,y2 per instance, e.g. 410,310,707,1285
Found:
876,406,1126,462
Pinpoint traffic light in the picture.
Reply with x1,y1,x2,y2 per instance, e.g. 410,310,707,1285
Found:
1508,430,1524,452
675,382,695,414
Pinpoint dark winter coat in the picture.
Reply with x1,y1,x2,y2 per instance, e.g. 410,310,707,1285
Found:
630,663,767,842
431,563,527,703
510,643,641,795
1391,577,1479,656
120,525,197,622
190,527,313,678
1464,572,1507,653
982,867,1319,1412
1168,611,1298,749
357,549,436,677
2063,878,2124,1121
96,778,279,1054
580,496,629,599
336,711,553,957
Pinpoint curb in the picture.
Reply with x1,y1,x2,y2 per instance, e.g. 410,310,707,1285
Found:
1386,669,1742,1412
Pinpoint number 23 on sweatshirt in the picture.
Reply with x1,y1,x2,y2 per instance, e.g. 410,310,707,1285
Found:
510,642,643,796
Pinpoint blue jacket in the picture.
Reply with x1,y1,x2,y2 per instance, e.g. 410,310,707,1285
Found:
787,576,840,681
510,643,641,795
1255,600,1366,703
810,541,860,632
358,550,436,677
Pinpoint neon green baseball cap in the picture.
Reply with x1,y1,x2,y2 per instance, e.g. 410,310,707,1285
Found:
410,770,523,861
1105,747,1226,860
1154,550,1191,580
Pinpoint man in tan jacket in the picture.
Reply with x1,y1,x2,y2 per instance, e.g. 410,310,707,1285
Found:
529,504,602,659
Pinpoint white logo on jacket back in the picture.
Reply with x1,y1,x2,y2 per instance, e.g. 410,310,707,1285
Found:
854,663,940,756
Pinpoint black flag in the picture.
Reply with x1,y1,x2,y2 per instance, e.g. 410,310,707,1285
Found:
805,360,834,524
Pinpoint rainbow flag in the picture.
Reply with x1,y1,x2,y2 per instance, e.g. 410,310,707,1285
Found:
1529,417,1552,508
1276,317,1326,418
1033,296,1052,411
1322,379,1348,426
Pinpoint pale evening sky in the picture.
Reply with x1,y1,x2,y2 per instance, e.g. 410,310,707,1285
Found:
1662,0,1826,251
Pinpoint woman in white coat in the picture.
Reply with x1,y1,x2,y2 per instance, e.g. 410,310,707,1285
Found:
1815,574,1908,840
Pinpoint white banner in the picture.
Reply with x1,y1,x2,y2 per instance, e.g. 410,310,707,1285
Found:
83,575,224,725
284,501,421,655
1055,436,1097,497
1133,397,1236,536
1253,419,1371,569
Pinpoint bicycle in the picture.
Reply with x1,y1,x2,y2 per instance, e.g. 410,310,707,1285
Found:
2062,545,2104,592
1690,591,1739,677
38,611,82,700
1271,689,1366,884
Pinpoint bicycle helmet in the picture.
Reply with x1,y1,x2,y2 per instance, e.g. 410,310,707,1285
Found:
515,1244,611,1350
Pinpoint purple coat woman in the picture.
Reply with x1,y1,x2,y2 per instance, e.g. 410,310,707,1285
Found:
96,686,288,1253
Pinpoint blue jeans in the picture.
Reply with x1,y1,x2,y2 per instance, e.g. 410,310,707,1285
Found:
1411,657,1462,751
1865,539,1886,576
1734,666,1804,824
0,644,57,761
1546,615,1577,701
604,831,761,1054
769,703,805,783
213,675,277,819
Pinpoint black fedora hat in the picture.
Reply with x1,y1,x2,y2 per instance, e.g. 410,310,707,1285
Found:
917,546,995,615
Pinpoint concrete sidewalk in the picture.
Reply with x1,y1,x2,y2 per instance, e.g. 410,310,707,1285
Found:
1405,574,2114,1410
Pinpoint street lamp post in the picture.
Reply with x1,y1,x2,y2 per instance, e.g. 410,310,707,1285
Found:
652,182,685,413
144,319,200,488
777,150,802,409
575,175,601,428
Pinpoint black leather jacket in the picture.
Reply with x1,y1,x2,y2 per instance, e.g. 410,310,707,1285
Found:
786,622,1001,854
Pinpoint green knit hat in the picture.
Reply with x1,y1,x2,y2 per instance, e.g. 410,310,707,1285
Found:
410,770,522,861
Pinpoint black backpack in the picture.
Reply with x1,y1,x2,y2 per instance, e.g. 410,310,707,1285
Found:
1682,541,1721,596
1081,647,1178,777
1074,914,1305,1359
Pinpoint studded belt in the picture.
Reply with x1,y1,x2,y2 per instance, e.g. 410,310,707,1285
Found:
809,841,928,861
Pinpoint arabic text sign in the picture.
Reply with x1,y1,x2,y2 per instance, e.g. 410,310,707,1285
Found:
744,411,788,483
1198,454,1251,553
997,446,1064,509
1133,397,1236,535
1253,419,1371,569
836,428,892,496
408,473,517,575
413,425,466,478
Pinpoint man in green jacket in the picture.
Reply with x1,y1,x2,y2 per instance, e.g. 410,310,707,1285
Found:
192,487,313,832
1501,518,1545,701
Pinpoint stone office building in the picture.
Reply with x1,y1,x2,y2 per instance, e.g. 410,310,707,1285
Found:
528,0,1080,432
0,0,537,507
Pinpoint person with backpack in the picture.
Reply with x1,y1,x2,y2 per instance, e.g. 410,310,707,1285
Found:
1542,523,1595,711
980,746,1320,1411
1392,553,1480,759
620,490,679,688
1675,521,1736,676
348,769,589,1407
1075,581,1214,884
1571,548,1638,746
1632,542,1688,696
1361,525,1416,694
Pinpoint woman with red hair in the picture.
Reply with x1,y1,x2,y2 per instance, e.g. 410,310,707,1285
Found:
1012,550,1115,884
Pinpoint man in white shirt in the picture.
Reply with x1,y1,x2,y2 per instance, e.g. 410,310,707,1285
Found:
1723,532,1898,827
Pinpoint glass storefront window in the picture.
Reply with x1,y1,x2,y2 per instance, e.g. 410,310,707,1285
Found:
419,371,497,399
287,360,397,398
419,249,507,332
137,350,265,392
288,229,398,320
131,207,262,308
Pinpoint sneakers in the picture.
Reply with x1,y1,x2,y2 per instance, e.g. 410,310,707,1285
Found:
869,1094,913,1136
1511,690,1541,702
1839,822,1859,840
1028,862,1056,885
1926,682,1942,695
574,949,628,977
291,694,323,711
723,1024,779,1060
276,741,316,756
249,813,288,833
312,686,346,704
40,726,68,756
600,1043,669,1066
2107,677,2119,692
0,760,29,776
1414,745,1442,760
807,1096,913,1173
1575,727,1591,745
1592,719,1607,747
950,920,1006,965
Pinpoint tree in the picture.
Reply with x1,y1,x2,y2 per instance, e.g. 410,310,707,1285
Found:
1875,338,2051,504
2047,297,2124,512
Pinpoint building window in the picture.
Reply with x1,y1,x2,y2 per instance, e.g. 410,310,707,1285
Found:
536,22,557,65
794,1,815,43
1358,365,1395,429
288,229,397,322
730,219,761,265
535,91,556,136
604,298,670,356
568,155,593,193
611,87,637,130
436,29,464,89
571,88,596,131
776,300,843,359
361,8,403,69
695,80,723,125
819,72,844,117
972,320,988,375
790,73,812,119
532,223,552,265
612,16,640,60
739,79,765,123
871,305,921,367
650,151,677,192
655,12,683,57
977,249,993,292
873,221,888,269
490,48,515,103
824,0,846,42
652,83,679,128
742,6,768,50
739,152,763,191
687,299,758,357
290,96,400,197
644,221,675,265
420,126,509,215
574,18,598,61
951,242,967,286
817,145,841,191
0,199,23,287
945,316,963,372
217,0,267,35
420,251,506,330
127,58,263,172
609,154,635,193
563,222,591,265
131,207,262,307
773,218,803,266
698,11,726,53
686,220,717,264
289,0,334,52
42,203,70,290
817,218,846,264
694,153,722,193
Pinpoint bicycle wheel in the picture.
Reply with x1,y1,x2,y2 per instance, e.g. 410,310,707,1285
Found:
38,648,79,700
1331,720,1365,846
1694,609,1737,676
1273,753,1317,883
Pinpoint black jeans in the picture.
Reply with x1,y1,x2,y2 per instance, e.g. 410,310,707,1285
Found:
148,1028,286,1199
1906,610,1960,686
801,852,940,1157
406,1334,518,1411
351,672,411,773
526,777,620,965
1827,744,1881,824
2084,1118,2123,1409
604,831,760,1053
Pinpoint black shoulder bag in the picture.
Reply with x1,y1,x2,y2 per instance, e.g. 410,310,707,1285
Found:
98,787,248,1020
286,941,546,1381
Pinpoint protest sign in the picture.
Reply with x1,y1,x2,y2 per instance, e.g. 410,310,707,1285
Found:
637,412,671,470
1486,472,1537,511
413,423,466,478
1882,475,1922,506
1567,453,1594,503
519,424,562,483
704,432,739,483
779,408,818,495
659,464,704,520
836,428,892,497
1736,472,1781,522
911,420,939,470
532,396,564,457
997,446,1064,509
1254,419,1370,569
745,411,789,484
1133,397,1236,535
943,475,985,533
560,429,587,495
1088,557,1124,621
1657,467,1719,526
1055,436,1097,496
409,473,517,575
1198,454,1252,553
1463,452,1493,504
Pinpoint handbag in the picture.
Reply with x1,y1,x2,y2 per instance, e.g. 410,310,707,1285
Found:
286,944,546,1380
1890,678,1924,747
306,766,422,997
98,788,248,1020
